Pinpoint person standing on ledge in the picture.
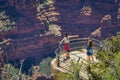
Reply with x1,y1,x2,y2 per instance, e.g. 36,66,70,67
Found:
60,33,79,59
86,40,94,63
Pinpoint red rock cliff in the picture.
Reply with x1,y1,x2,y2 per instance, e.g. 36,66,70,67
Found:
0,0,119,64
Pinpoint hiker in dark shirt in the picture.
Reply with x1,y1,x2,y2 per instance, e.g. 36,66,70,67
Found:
86,40,94,63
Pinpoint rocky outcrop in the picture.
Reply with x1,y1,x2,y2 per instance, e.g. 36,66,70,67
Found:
5,35,58,64
0,0,47,38
102,22,120,38
54,0,119,39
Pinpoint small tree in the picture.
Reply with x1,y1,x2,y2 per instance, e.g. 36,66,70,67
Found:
88,34,120,80
57,60,82,80
39,57,53,76
0,11,15,35
2,63,32,80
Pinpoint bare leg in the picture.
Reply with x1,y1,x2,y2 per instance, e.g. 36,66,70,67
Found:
66,51,70,59
87,56,90,62
91,55,94,63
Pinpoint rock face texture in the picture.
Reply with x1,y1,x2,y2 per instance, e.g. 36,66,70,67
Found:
54,0,120,39
0,0,120,64
0,0,57,64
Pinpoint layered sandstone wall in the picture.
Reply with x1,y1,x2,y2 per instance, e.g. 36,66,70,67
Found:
0,0,119,64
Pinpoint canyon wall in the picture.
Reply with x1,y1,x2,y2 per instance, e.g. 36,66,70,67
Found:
0,0,119,64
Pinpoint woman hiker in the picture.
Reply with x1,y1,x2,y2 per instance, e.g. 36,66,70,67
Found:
60,33,79,59
86,40,94,63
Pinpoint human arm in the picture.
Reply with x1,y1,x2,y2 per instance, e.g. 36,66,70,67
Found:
68,35,79,38
59,37,65,44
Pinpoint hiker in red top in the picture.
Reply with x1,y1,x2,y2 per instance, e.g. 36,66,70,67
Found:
60,33,79,59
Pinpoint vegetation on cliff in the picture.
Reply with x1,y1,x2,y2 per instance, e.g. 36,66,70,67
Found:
39,57,53,76
37,0,61,36
0,11,15,34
